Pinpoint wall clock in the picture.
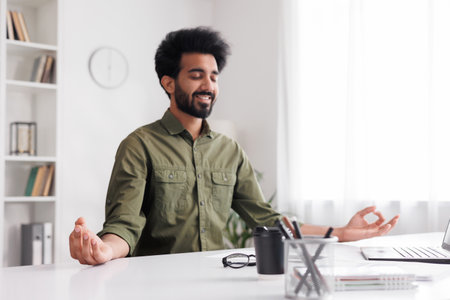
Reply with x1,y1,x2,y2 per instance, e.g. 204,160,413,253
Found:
88,47,129,89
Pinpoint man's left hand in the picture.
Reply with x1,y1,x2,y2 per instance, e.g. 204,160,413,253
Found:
334,206,399,242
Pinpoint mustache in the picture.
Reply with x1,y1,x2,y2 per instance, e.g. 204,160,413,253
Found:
193,91,215,98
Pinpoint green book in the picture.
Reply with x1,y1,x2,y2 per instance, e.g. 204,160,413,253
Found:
25,166,39,196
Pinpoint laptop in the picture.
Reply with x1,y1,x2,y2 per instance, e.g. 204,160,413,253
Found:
361,219,450,264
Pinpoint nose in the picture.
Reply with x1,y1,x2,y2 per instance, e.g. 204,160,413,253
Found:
200,77,215,91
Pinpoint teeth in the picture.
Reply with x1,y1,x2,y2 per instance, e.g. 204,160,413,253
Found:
197,95,210,100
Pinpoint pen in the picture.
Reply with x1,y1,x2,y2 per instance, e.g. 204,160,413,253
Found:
312,227,334,260
282,216,297,239
276,219,293,240
324,227,333,238
295,227,335,294
293,266,312,293
292,217,302,239
277,220,322,295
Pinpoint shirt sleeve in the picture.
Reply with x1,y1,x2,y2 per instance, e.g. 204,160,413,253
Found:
97,134,149,255
231,145,281,229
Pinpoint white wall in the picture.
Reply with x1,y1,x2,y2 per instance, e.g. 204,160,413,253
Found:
211,0,280,203
59,0,280,262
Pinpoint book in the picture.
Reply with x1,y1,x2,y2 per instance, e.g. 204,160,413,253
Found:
11,11,25,41
42,222,53,264
25,166,39,196
42,164,55,196
17,12,30,42
333,265,416,291
21,223,43,265
30,56,41,82
31,165,48,196
6,11,15,40
41,56,54,83
31,55,47,82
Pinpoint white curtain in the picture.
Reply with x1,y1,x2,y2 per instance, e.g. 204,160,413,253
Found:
277,0,450,234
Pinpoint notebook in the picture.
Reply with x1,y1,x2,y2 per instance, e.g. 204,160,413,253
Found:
361,219,450,264
333,265,416,291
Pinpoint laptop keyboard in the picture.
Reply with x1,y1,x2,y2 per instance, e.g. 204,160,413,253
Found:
394,247,450,258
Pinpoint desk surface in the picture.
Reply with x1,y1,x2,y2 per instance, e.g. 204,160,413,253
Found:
1,232,449,300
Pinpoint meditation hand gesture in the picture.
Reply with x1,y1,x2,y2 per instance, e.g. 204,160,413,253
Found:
336,206,399,242
69,217,114,265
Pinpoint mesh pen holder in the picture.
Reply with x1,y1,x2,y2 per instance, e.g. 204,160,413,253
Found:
284,236,338,300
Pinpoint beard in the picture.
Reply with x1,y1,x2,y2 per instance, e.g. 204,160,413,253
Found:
174,83,216,119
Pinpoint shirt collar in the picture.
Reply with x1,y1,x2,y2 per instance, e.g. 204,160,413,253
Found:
161,109,214,139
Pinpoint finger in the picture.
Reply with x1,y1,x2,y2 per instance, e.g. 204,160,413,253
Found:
377,223,392,236
373,215,399,237
81,233,97,265
75,217,86,227
69,233,76,259
357,206,376,217
73,224,83,239
91,238,107,265
71,225,89,264
69,225,83,259
372,211,385,226
387,215,400,227
70,236,88,265
77,257,88,265
364,212,384,229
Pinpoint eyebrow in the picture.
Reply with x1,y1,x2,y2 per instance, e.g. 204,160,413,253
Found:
188,68,219,75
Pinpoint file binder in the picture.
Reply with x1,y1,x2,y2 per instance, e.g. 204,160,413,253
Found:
21,223,43,266
43,222,53,264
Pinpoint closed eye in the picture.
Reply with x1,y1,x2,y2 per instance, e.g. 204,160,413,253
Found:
190,72,202,79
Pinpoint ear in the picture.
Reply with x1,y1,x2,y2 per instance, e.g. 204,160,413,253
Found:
161,75,175,96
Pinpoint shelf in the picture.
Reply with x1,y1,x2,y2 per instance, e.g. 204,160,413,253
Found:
5,155,56,162
8,0,54,8
6,79,57,94
4,196,56,203
7,40,57,54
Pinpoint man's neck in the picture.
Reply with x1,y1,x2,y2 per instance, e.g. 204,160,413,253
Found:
169,103,203,140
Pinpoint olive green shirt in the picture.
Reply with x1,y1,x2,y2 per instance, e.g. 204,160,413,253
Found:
98,109,281,256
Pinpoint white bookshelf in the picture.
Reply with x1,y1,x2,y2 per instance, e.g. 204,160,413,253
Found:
6,79,57,92
0,0,61,267
7,39,58,52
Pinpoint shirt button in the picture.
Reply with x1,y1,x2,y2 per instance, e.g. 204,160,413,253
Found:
200,201,205,206
201,228,206,233
193,147,197,152
197,174,202,179
168,174,174,179
224,177,228,181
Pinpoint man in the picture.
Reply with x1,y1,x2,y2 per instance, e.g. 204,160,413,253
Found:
69,27,399,265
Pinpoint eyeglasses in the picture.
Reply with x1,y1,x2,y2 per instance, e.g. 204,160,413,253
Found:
222,253,256,269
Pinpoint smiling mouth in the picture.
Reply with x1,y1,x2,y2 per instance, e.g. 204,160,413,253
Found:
195,94,212,101
194,93,214,106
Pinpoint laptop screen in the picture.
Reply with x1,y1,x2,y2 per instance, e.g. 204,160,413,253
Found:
442,219,450,251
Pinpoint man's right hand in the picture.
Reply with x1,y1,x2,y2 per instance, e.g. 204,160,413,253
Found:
69,217,114,265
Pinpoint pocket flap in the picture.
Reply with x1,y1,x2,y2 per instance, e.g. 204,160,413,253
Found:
212,172,236,186
155,170,187,183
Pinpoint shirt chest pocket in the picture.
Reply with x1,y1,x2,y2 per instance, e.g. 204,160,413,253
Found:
154,169,187,224
212,171,236,212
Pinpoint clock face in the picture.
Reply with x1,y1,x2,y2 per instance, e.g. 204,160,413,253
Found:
88,47,129,89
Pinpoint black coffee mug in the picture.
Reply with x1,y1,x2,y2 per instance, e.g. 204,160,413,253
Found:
253,226,284,274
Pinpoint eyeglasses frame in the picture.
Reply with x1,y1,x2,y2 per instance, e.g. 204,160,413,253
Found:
222,253,256,269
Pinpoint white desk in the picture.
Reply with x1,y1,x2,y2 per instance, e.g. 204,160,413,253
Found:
1,233,449,300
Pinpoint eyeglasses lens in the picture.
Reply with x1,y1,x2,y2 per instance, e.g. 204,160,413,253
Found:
227,254,249,268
